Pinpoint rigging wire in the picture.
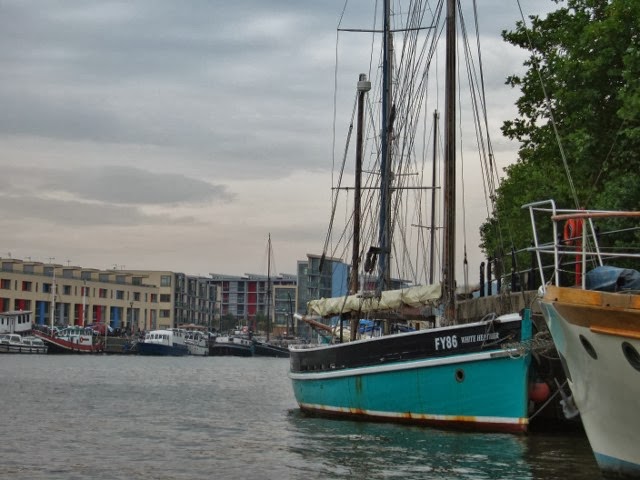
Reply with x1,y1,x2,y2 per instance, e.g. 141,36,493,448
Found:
515,0,580,209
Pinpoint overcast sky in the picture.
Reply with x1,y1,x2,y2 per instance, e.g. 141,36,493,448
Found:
0,0,553,279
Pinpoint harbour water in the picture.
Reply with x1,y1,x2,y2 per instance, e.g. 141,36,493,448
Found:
0,355,603,480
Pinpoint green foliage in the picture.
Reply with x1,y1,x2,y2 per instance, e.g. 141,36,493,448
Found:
481,0,640,272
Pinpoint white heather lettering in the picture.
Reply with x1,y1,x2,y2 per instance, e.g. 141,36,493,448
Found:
460,332,500,344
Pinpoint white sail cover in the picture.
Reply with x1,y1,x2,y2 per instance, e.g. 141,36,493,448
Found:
307,283,442,317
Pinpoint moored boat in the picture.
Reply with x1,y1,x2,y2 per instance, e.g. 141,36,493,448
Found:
32,325,103,353
287,0,557,433
137,329,189,356
185,330,209,356
0,333,48,354
527,200,640,477
291,311,534,432
210,332,254,357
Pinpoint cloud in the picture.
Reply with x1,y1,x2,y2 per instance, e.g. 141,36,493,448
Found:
0,0,555,278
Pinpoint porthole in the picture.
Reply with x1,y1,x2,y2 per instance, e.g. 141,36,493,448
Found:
621,342,640,372
455,369,465,383
579,335,598,360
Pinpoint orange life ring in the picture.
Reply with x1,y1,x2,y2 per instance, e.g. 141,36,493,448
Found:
563,218,583,245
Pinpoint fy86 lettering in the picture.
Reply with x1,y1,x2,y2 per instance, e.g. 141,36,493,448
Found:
435,335,458,350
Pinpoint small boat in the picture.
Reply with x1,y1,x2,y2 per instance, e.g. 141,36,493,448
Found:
185,330,209,356
137,329,189,356
32,325,103,353
0,333,48,354
527,200,640,477
210,331,254,357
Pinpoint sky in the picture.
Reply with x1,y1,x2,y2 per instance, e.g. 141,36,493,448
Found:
0,0,554,280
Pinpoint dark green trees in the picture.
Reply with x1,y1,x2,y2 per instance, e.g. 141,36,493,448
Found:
480,0,640,273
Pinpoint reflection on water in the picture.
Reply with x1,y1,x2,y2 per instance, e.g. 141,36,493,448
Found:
287,413,603,480
287,413,530,480
0,355,602,480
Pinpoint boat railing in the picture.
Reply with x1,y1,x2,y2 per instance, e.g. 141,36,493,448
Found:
524,199,640,291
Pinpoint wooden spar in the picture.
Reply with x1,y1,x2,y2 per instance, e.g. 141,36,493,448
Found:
442,0,457,324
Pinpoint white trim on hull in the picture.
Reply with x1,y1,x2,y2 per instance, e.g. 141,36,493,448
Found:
296,402,527,428
289,348,519,381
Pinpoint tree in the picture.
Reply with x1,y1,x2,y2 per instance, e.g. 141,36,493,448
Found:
480,0,640,275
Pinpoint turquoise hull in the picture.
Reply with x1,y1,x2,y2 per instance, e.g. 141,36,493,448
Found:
291,350,530,431
290,313,533,432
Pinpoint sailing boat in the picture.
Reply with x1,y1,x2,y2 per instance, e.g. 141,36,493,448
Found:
253,233,291,358
288,0,548,433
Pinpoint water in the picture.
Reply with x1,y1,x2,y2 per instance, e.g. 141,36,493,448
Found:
0,355,603,480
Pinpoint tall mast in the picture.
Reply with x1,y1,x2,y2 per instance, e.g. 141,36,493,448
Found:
377,0,393,294
267,233,272,342
442,0,457,323
350,73,371,341
429,110,439,285
351,74,371,295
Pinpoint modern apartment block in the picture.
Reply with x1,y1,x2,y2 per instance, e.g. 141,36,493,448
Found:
208,273,297,332
296,254,350,315
0,258,216,332
0,258,156,331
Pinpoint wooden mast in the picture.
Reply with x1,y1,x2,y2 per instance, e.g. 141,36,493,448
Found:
442,0,457,324
350,73,371,341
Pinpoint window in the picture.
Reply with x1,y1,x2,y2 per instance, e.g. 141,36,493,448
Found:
160,275,171,287
116,275,126,284
116,290,125,300
132,277,142,286
1,279,11,289
81,271,92,280
133,292,141,301
23,265,34,274
160,294,171,303
63,285,72,295
99,288,108,299
42,283,52,293
2,262,13,272
150,294,158,303
62,269,74,279
160,309,171,318
99,274,110,282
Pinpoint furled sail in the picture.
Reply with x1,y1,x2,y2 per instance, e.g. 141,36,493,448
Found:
307,283,441,317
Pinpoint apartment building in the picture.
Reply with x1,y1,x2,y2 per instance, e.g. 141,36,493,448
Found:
0,258,216,332
208,272,297,332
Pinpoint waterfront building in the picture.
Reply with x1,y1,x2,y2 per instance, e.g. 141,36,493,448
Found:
208,273,297,333
101,270,217,331
0,258,217,332
0,258,156,331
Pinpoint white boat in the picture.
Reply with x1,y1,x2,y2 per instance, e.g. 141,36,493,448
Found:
185,330,209,356
527,200,640,477
0,310,33,335
137,329,189,356
0,333,48,354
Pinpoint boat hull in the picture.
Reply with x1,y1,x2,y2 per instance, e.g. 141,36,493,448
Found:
540,286,640,477
253,341,290,358
137,342,189,356
290,314,533,433
0,342,48,354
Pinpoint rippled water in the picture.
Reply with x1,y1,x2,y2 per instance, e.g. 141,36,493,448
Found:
0,355,603,479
